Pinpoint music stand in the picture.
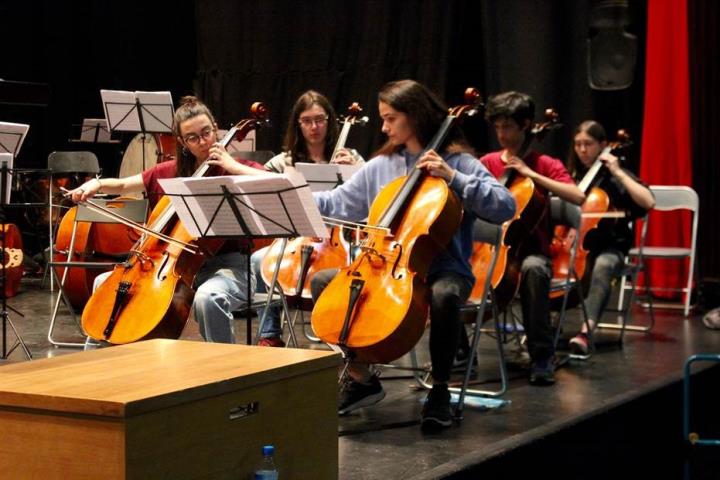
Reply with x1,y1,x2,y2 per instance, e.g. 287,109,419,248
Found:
159,171,328,345
0,155,32,360
70,118,119,145
295,163,361,192
100,90,174,172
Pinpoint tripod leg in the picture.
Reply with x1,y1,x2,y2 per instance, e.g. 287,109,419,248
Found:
3,312,32,360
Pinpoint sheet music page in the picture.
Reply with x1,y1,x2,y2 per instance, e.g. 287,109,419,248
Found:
295,163,361,192
101,90,140,132
136,91,174,133
231,171,328,237
80,118,112,143
0,121,30,155
158,176,263,237
0,153,13,204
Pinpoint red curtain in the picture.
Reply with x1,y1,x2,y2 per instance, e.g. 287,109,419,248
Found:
638,0,692,300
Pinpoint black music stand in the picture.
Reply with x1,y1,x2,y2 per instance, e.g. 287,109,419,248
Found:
100,90,173,172
0,158,32,360
161,173,328,345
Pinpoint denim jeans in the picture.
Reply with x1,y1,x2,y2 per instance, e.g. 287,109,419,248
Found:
192,251,254,344
251,247,283,339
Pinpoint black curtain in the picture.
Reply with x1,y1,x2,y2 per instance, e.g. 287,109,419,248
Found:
2,0,197,173
195,0,645,167
689,0,720,286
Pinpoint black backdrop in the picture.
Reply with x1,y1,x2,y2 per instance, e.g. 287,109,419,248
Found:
2,0,718,283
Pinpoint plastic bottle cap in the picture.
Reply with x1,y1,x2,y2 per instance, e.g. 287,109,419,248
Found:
262,445,275,456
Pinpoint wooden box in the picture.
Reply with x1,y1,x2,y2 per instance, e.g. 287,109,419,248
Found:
0,339,339,479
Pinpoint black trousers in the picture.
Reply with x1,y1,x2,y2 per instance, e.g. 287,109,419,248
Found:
310,268,472,383
519,254,555,362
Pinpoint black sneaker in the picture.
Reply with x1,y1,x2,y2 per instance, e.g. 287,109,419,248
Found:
338,376,386,415
421,384,453,432
529,356,556,386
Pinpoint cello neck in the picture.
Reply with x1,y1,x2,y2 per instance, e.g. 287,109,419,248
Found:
376,114,458,229
577,145,612,193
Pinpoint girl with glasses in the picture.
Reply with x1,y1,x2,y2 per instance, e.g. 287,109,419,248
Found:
254,90,365,347
69,96,267,345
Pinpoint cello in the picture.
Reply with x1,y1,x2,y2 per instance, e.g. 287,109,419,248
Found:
0,223,23,298
469,109,562,309
52,200,140,310
260,102,368,307
311,88,482,364
550,129,632,296
81,103,269,344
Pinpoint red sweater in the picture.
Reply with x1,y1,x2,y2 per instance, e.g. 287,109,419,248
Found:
479,150,574,257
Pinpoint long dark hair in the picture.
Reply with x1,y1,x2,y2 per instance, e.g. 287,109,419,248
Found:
375,79,470,157
173,95,217,178
567,120,607,179
282,90,339,165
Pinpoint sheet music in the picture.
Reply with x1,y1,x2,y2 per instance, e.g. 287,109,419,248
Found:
80,118,113,143
0,153,13,204
158,176,262,237
0,121,29,156
101,90,140,132
158,171,327,239
136,91,173,133
295,162,362,192
101,90,174,133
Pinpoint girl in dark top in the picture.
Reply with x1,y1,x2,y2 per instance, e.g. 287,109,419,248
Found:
567,120,655,354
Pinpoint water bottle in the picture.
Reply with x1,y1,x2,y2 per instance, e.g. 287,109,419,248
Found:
254,444,279,480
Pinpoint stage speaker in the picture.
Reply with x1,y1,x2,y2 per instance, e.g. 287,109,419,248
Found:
587,0,637,91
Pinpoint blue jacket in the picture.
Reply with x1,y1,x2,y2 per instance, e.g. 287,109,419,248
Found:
313,149,516,282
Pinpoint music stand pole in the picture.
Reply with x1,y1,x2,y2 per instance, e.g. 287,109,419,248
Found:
136,98,148,172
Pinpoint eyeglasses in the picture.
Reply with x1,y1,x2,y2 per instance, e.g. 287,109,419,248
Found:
183,127,215,145
298,115,329,128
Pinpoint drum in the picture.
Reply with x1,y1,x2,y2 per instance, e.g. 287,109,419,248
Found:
118,133,176,178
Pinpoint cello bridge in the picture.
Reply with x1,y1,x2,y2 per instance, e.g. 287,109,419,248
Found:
129,249,154,270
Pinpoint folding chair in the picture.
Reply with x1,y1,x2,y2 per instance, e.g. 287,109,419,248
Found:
407,217,509,419
47,151,101,289
548,197,593,360
598,214,655,339
616,185,699,317
47,198,148,347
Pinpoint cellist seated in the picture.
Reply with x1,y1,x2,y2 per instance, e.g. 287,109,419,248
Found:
480,91,585,386
309,80,515,432
250,90,364,348
566,121,655,355
68,96,267,345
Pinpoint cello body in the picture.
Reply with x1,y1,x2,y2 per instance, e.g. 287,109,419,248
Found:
0,224,23,298
469,175,546,309
261,227,347,307
311,175,462,364
81,195,212,344
53,202,139,310
550,186,610,298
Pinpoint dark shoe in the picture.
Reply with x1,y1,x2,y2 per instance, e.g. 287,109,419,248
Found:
529,357,556,386
257,336,285,348
421,384,453,432
569,332,590,355
338,376,385,415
